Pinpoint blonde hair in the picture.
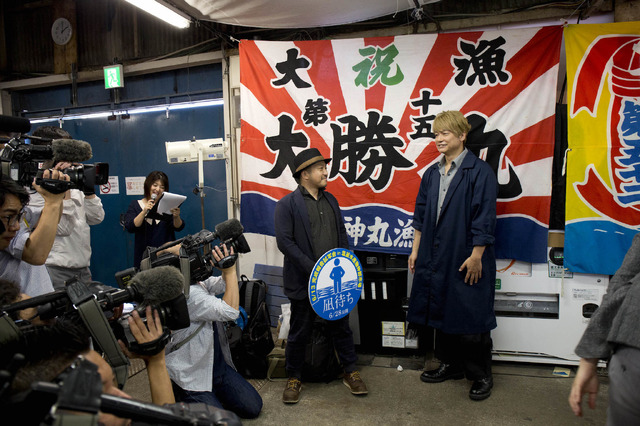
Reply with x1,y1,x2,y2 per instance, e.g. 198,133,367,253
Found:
433,111,471,138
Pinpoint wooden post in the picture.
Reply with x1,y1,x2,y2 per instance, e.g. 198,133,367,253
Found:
52,0,77,75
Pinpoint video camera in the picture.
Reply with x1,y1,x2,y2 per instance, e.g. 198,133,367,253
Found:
0,137,109,194
0,335,240,425
0,267,190,388
111,219,249,350
0,114,108,193
139,218,251,294
108,277,190,355
1,355,241,425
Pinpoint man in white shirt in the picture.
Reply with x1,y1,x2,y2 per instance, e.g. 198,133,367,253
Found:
0,172,67,296
26,126,105,288
164,244,263,419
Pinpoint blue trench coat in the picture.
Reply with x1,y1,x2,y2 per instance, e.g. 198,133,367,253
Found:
407,151,498,335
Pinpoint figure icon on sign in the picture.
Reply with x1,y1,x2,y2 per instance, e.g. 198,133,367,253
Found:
330,258,345,294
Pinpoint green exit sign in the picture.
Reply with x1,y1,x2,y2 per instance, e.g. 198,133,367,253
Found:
103,64,124,89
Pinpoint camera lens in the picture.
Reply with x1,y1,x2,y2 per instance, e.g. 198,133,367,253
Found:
62,166,83,185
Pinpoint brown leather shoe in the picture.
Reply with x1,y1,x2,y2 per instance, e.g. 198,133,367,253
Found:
343,371,368,395
283,378,302,404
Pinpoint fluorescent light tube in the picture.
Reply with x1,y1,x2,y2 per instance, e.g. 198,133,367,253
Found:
125,0,191,29
28,99,224,123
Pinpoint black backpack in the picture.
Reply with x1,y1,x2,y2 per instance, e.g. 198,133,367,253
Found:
301,317,342,383
227,275,275,379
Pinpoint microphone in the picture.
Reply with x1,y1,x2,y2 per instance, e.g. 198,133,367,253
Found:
116,266,189,331
0,115,30,134
145,193,157,218
210,219,251,269
101,266,185,310
133,265,184,307
3,267,185,319
214,218,244,241
51,138,93,163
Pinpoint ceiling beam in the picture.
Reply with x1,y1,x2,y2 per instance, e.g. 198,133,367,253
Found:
0,50,224,91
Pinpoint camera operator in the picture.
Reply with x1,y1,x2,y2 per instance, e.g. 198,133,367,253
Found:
118,305,175,406
0,170,67,296
25,126,105,288
1,306,175,425
0,278,48,325
164,243,263,419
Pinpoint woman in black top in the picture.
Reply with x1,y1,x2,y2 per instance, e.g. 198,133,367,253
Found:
124,171,185,268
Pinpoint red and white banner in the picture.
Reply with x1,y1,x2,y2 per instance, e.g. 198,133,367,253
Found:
240,26,562,262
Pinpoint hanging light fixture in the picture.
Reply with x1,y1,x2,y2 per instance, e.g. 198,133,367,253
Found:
124,0,191,29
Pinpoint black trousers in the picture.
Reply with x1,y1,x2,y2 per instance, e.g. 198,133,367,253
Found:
285,297,358,379
434,329,493,380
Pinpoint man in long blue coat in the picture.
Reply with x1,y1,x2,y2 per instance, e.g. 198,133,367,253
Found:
407,110,498,401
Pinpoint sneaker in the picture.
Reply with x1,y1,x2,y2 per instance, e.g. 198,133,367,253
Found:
343,371,368,395
283,377,302,404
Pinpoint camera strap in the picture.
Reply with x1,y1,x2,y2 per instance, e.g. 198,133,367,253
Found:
66,280,130,389
128,327,172,356
168,322,205,354
168,279,210,354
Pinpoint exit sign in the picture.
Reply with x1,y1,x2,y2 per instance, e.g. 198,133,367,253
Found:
103,64,124,89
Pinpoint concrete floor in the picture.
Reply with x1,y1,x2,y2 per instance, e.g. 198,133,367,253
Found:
124,354,609,425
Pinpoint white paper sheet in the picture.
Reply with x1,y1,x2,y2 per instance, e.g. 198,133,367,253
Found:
156,192,186,214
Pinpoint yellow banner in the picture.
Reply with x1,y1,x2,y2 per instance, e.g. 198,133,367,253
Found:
564,22,640,274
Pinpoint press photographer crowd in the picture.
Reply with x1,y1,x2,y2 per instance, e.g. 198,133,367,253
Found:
0,115,252,425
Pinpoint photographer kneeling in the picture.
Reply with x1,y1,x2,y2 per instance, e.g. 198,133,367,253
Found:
164,243,263,419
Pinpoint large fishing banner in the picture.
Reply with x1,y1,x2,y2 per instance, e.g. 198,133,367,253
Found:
565,22,640,275
240,26,562,262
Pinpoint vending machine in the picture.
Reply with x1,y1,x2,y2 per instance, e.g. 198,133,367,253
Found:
352,251,430,355
491,246,609,365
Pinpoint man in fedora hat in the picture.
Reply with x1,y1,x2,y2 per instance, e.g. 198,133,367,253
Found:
274,147,367,404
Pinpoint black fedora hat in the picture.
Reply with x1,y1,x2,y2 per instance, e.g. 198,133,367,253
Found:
292,148,331,177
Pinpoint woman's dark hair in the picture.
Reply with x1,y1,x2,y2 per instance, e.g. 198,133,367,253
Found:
0,175,29,208
143,171,169,199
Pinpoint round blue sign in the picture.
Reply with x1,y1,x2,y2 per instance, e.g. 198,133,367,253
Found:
308,248,363,320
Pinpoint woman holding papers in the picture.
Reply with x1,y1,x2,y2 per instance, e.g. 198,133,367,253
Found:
124,170,186,268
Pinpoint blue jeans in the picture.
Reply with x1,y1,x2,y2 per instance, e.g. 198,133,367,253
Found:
172,327,263,419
